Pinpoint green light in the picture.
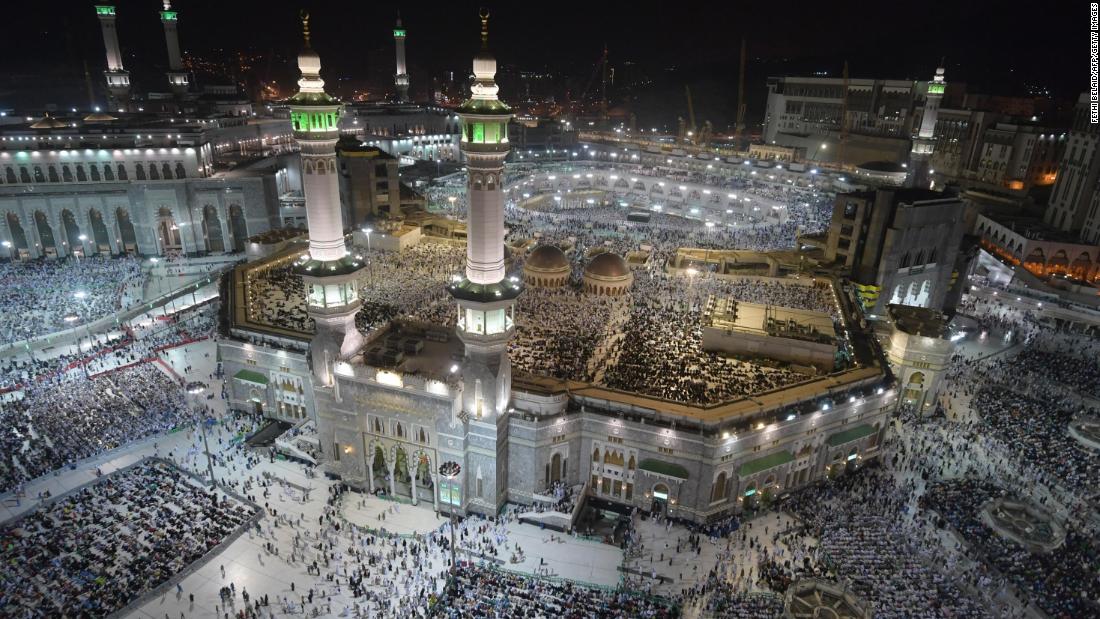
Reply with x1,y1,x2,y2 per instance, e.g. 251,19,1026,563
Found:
291,109,339,133
927,83,945,95
393,29,406,37
95,5,116,16
161,10,177,20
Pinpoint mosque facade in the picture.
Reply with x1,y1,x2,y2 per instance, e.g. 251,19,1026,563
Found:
217,13,898,526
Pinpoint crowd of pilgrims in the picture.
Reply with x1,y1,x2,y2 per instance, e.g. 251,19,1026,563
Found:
0,459,257,616
944,329,1100,503
247,243,465,335
433,564,679,618
0,256,144,341
921,479,1099,618
0,303,218,493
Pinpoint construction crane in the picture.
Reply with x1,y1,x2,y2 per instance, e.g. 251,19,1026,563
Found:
685,85,697,144
838,61,849,164
600,44,608,119
699,120,713,149
578,45,609,119
733,38,747,150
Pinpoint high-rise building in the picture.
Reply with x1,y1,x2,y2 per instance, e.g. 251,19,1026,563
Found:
288,13,365,385
446,9,521,515
1045,94,1100,243
94,5,131,108
393,16,410,103
160,1,190,95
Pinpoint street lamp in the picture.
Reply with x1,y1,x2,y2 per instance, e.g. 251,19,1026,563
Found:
76,234,87,261
439,460,462,572
362,228,374,285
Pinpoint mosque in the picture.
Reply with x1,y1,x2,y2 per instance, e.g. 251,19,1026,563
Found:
217,11,899,526
0,3,456,260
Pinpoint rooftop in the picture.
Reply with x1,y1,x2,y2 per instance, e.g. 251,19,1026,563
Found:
887,304,951,338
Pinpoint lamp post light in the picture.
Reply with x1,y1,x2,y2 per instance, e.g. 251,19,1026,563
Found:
439,460,462,572
76,234,87,261
361,227,374,286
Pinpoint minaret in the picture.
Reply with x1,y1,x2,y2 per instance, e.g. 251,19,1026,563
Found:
289,13,365,386
909,65,946,188
448,10,520,517
393,15,410,103
160,1,190,95
94,5,131,108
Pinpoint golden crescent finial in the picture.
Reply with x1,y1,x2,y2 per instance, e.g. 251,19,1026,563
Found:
479,8,490,48
300,10,311,46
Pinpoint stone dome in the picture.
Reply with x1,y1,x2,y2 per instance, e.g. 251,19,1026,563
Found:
526,245,568,270
584,252,629,278
523,244,570,289
583,252,632,296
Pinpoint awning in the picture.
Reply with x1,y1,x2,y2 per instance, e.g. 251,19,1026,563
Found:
638,459,689,480
826,423,876,447
739,450,794,477
234,369,269,386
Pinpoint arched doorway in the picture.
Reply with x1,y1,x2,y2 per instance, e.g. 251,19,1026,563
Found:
5,213,29,260
157,207,183,254
61,210,83,258
228,204,247,252
415,453,433,495
116,208,138,255
202,205,225,253
33,211,57,258
550,452,562,483
394,447,411,491
372,447,388,490
88,209,112,255
651,482,669,515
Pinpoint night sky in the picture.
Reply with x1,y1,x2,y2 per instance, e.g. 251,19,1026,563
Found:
0,1,1085,127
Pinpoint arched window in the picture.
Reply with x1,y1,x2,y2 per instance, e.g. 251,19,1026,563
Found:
592,447,600,461
134,164,146,181
47,166,59,182
627,455,636,470
75,165,87,182
711,472,728,502
148,164,160,180
61,165,73,182
103,165,114,181
116,164,127,180
4,168,15,184
162,163,172,179
89,165,100,181
175,162,186,179
33,167,45,183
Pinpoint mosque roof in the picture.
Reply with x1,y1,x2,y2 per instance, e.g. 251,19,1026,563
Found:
29,114,67,129
584,252,630,279
456,98,512,115
287,90,340,107
524,245,569,271
82,112,118,123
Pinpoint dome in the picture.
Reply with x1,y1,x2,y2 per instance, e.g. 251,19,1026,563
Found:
584,252,629,278
29,114,67,129
82,112,118,123
526,245,568,270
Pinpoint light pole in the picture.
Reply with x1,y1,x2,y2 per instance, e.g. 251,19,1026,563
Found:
76,234,87,261
439,461,461,572
361,228,374,286
2,240,12,261
447,195,457,215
